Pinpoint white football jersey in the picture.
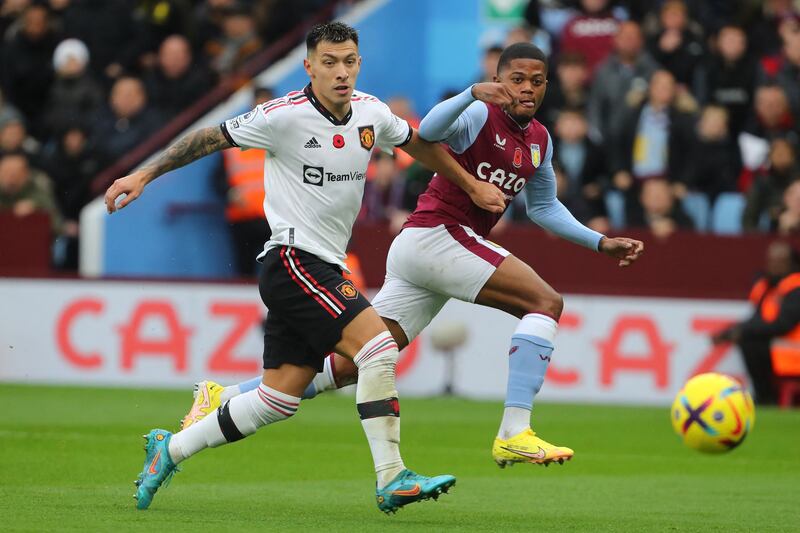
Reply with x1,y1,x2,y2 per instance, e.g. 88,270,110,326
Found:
221,84,412,269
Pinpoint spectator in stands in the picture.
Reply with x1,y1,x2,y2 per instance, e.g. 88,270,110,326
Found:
611,70,696,198
759,21,800,121
504,24,551,57
92,76,160,167
627,178,693,238
778,179,800,235
362,151,406,225
554,161,609,234
51,0,147,81
697,25,757,137
552,109,607,229
253,86,274,105
0,116,39,160
476,45,503,83
205,3,262,75
685,105,741,203
144,35,215,118
645,0,704,91
743,138,799,232
40,125,99,269
0,151,61,231
537,52,590,132
559,0,620,77
1,3,59,137
214,88,270,277
712,240,800,405
588,20,659,143
43,38,103,140
191,0,235,51
133,0,190,55
738,85,797,189
0,88,23,128
748,0,799,58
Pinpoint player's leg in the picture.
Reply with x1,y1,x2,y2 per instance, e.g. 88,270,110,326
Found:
476,253,573,466
135,363,314,509
334,304,453,513
180,355,344,430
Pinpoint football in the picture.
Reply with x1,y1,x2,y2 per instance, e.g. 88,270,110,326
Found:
671,373,756,454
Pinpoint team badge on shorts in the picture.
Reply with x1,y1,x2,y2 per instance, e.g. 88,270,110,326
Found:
358,125,375,151
531,144,541,168
336,280,359,300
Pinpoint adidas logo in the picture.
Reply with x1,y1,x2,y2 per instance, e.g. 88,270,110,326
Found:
304,137,321,148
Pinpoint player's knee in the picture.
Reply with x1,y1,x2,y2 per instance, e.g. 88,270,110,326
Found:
525,289,563,321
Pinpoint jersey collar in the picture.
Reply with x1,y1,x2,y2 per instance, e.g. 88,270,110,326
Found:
304,83,353,126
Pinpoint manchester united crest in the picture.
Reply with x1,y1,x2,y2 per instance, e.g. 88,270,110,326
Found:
336,280,359,300
531,143,541,168
358,125,375,151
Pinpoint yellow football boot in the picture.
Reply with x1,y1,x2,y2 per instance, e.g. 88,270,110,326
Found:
180,381,224,430
492,428,574,468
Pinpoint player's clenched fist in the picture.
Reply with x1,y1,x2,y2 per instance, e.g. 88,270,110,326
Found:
598,237,645,267
467,180,506,213
105,170,148,214
471,82,515,106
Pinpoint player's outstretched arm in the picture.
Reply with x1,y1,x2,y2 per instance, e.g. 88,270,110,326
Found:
105,126,233,213
402,129,506,213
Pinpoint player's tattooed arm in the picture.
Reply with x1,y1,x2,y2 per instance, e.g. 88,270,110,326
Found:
105,126,233,213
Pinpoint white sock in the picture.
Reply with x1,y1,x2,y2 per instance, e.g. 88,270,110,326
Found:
498,407,532,440
168,384,299,464
353,331,405,489
312,354,339,393
220,387,238,403
498,313,558,440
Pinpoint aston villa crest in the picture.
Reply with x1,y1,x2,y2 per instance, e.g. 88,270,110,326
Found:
531,144,541,168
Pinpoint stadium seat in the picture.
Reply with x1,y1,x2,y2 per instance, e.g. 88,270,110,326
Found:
605,190,626,230
681,192,711,232
711,192,746,235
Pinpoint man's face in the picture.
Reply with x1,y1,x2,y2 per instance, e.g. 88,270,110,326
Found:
110,78,146,119
0,156,30,195
495,58,547,123
718,27,746,62
766,241,793,277
649,70,676,107
304,40,361,107
615,22,643,58
159,37,192,79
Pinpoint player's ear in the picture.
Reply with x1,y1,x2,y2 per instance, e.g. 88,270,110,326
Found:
303,57,312,77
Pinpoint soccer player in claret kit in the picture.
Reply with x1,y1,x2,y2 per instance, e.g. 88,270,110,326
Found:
186,42,644,468
104,22,509,513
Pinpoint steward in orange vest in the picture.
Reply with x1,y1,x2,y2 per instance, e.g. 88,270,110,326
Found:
216,146,269,277
712,241,800,404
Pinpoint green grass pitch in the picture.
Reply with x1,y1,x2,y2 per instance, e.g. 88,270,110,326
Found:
2,385,799,532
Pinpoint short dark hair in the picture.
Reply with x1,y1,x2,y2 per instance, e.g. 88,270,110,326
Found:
306,22,359,52
497,43,548,74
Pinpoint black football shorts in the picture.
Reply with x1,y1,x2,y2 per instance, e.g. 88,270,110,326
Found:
258,246,371,372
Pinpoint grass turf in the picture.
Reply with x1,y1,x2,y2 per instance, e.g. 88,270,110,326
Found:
1,385,799,532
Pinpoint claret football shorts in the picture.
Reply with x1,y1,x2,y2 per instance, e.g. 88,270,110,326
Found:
371,224,510,343
259,246,371,372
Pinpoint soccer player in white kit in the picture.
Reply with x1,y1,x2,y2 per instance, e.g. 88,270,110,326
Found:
190,43,644,468
105,22,507,513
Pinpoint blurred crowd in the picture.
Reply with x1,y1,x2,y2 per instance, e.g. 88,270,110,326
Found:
4,0,800,274
357,0,800,244
0,0,329,269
